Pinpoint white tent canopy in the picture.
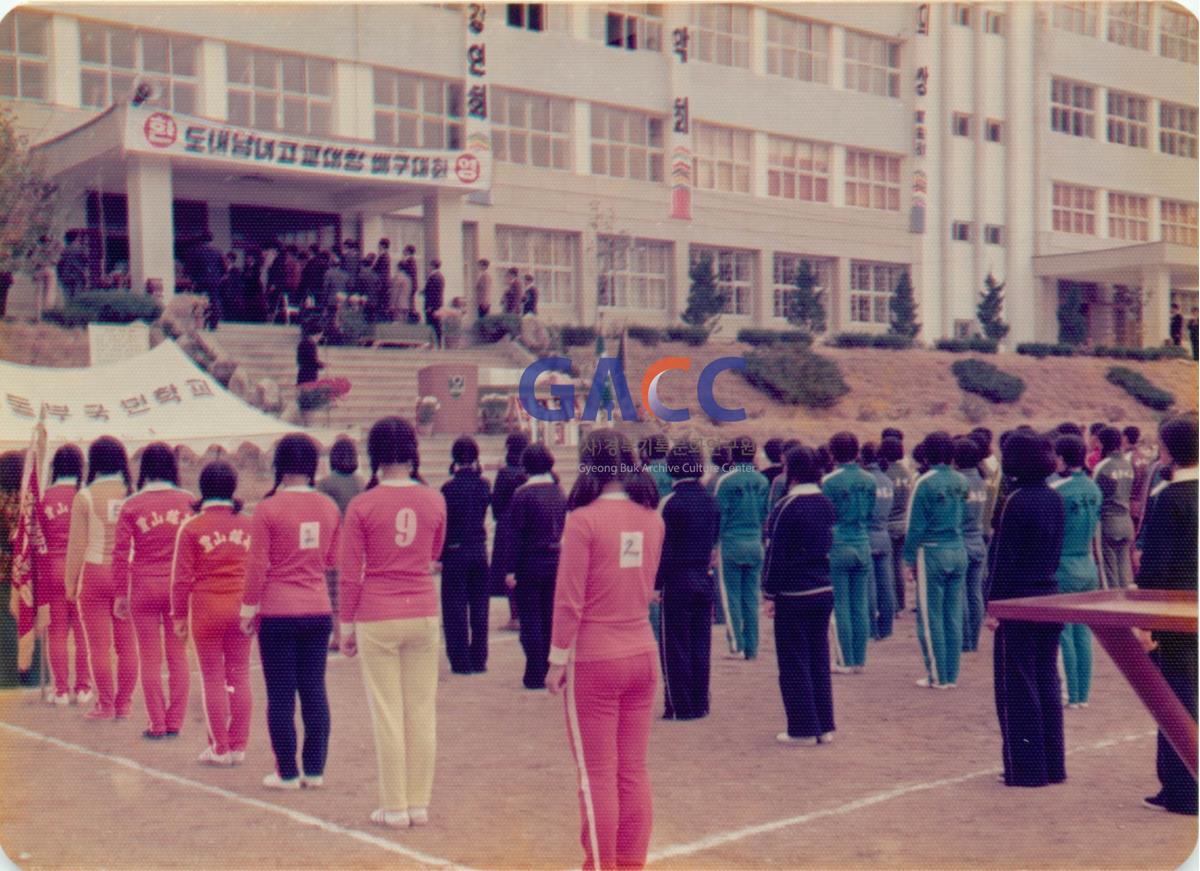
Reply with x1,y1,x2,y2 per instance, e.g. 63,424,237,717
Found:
0,341,305,452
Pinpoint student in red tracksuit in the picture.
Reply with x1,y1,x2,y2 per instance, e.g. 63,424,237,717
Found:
241,434,341,790
34,445,92,706
171,462,254,766
546,429,665,871
64,436,138,721
113,443,194,738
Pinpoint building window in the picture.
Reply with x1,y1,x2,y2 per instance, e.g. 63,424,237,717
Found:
491,88,572,170
951,221,972,241
1107,192,1150,241
79,23,198,113
844,30,900,98
1159,102,1199,158
953,4,972,27
985,119,1004,142
772,254,833,320
693,123,752,194
1160,5,1199,64
590,5,663,51
1105,91,1148,148
845,149,901,212
690,246,754,315
952,113,971,137
596,236,670,309
984,10,1005,35
373,69,462,149
1052,2,1099,36
1161,199,1199,245
496,226,577,307
766,135,830,203
0,11,48,102
590,104,665,182
765,12,829,83
227,46,332,135
984,225,1004,245
1051,78,1095,137
506,4,545,31
690,4,750,68
1107,2,1151,50
849,260,906,325
1052,182,1097,235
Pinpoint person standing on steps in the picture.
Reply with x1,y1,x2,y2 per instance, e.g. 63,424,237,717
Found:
423,260,445,349
296,321,324,386
474,259,492,318
398,245,419,321
439,437,491,674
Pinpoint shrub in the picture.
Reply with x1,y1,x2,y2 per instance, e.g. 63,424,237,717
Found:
1092,345,1190,362
784,260,827,334
326,307,373,346
977,273,1010,343
888,271,920,340
1057,283,1088,346
936,337,998,354
833,332,913,350
626,326,662,346
680,253,727,335
831,332,874,348
43,291,162,326
951,358,1026,404
736,328,812,347
1106,367,1175,411
560,325,597,347
741,347,850,409
474,313,520,344
1016,342,1076,358
665,325,709,346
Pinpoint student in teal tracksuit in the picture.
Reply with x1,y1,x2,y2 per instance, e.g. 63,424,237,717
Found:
713,438,770,659
821,432,877,671
903,431,969,688
954,437,989,653
1050,435,1103,707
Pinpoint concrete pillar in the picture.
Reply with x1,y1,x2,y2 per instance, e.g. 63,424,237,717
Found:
832,256,851,334
126,155,175,300
573,101,591,177
971,9,986,332
333,60,363,140
579,227,599,326
749,6,767,76
49,15,81,108
830,145,846,208
1141,265,1172,347
829,26,846,90
751,251,766,328
199,40,227,120
673,242,692,323
752,131,769,199
423,191,465,308
1004,2,1038,346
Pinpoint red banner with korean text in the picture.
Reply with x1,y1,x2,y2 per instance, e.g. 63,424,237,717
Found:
9,421,46,671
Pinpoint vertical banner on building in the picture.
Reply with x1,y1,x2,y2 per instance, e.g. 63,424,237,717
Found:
910,3,930,234
668,21,692,220
464,3,493,191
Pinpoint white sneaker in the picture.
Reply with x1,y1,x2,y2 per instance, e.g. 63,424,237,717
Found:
722,651,744,660
197,746,233,766
50,692,70,707
818,732,835,744
937,682,957,690
776,732,819,746
73,689,94,706
915,676,939,688
831,664,853,675
262,772,301,790
230,750,246,765
408,807,429,826
370,808,411,828
301,775,324,789
851,666,866,674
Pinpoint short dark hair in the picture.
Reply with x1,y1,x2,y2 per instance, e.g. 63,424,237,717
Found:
666,441,704,479
378,238,390,248
521,443,555,475
815,444,834,474
137,442,178,489
1089,422,1106,436
924,431,955,466
451,436,480,467
430,259,441,269
505,432,530,467
269,433,320,495
195,461,242,512
330,437,359,475
365,418,420,488
51,444,84,485
87,436,131,493
953,436,981,470
881,427,904,443
1003,431,1057,484
1098,426,1123,456
1159,416,1199,467
478,258,489,268
880,437,904,464
1055,435,1087,470
829,431,859,464
969,427,993,452
860,441,878,466
1056,422,1084,437
1122,426,1140,446
785,445,822,486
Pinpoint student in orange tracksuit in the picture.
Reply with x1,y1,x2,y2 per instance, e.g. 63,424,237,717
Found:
113,443,194,738
171,461,254,766
34,445,92,706
64,437,138,721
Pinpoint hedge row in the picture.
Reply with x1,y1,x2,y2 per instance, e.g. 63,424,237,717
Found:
935,337,999,354
1017,342,1190,361
474,313,520,343
625,326,662,345
830,332,913,350
1106,367,1175,411
664,325,709,346
735,328,813,347
43,291,163,327
560,325,598,347
950,358,1026,404
741,347,850,409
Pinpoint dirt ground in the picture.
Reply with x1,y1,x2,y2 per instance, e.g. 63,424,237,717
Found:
0,596,1194,870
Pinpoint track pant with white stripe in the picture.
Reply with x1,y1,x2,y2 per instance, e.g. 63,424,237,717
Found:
830,542,872,668
913,545,968,686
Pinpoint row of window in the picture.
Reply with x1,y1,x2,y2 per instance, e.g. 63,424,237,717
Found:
1051,183,1198,244
1052,2,1198,64
1050,77,1197,159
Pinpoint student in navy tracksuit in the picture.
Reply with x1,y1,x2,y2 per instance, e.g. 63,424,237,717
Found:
494,443,567,689
763,446,837,745
440,437,491,674
491,433,529,630
655,441,719,721
986,431,1066,788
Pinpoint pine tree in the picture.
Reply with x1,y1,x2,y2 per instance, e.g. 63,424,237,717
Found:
680,253,728,334
0,107,61,277
1057,282,1088,346
786,260,827,335
977,272,1010,342
888,271,920,341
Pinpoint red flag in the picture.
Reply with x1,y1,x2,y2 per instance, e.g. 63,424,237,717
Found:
10,422,46,671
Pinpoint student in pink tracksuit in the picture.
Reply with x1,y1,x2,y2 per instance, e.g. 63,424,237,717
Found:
546,429,665,871
64,437,138,721
34,445,93,706
113,443,194,738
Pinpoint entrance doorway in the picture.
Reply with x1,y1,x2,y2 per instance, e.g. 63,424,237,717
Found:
228,204,340,252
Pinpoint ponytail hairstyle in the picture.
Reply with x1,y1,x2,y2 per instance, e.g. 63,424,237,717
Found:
86,436,132,495
136,442,179,490
266,433,320,497
365,417,420,489
50,444,84,488
193,461,242,513
566,428,659,512
449,436,481,476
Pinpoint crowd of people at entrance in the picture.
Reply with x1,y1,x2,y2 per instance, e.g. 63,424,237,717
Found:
1,408,1195,870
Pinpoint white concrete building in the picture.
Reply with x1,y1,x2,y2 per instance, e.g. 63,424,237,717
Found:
4,2,1197,345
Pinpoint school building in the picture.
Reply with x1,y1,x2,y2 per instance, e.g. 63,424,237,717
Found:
5,2,1198,345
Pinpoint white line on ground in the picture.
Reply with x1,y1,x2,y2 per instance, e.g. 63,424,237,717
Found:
0,720,476,871
645,730,1157,865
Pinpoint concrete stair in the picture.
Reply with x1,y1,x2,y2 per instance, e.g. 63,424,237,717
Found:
207,322,530,434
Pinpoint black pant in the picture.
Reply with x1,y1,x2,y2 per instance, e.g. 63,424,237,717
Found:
441,545,489,673
426,309,442,346
774,598,835,738
993,621,1065,787
258,615,332,780
514,573,556,689
1153,638,1198,813
659,587,713,719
